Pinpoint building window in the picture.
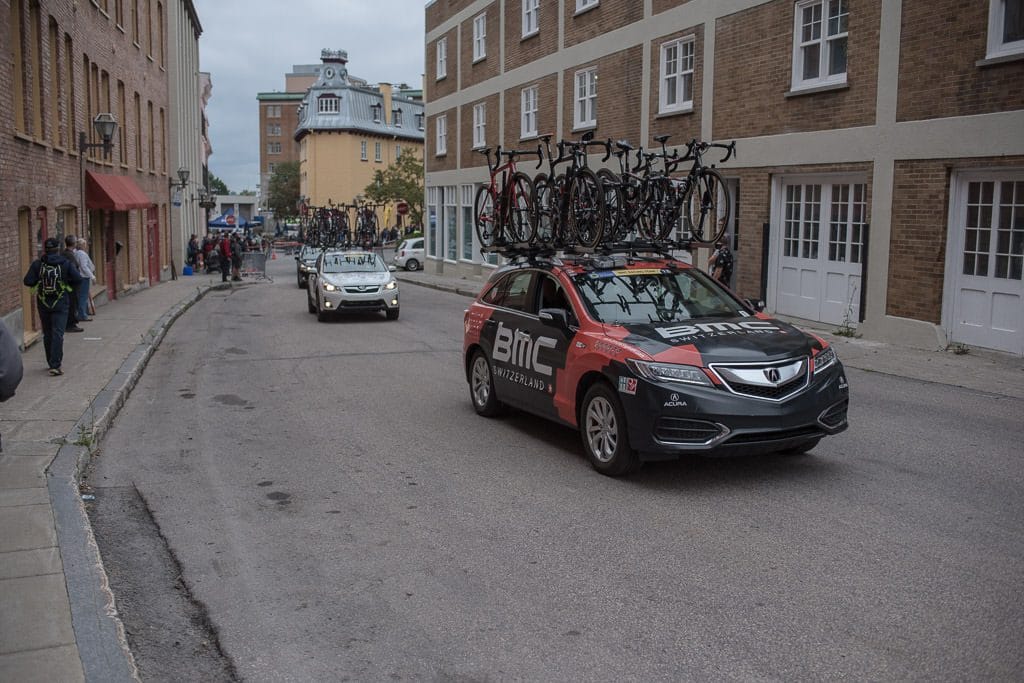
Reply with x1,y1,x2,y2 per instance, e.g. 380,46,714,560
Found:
147,100,155,171
427,187,438,257
988,0,1024,59
375,141,382,162
268,142,281,154
157,2,165,67
660,37,695,114
574,68,597,129
521,86,538,139
416,112,425,130
392,108,402,127
361,140,367,161
131,0,139,44
792,0,848,91
267,123,281,136
267,104,281,118
65,34,76,150
473,103,486,149
523,0,539,38
461,185,475,260
371,102,382,123
473,13,486,62
436,36,447,79
445,186,458,261
48,18,60,147
268,163,276,174
576,0,599,13
318,95,339,114
436,114,447,155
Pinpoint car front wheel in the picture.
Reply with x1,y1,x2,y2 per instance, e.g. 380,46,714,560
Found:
469,351,503,417
580,383,640,476
386,307,400,321
316,293,330,322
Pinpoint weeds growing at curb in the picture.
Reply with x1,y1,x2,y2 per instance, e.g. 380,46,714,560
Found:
949,342,970,355
833,288,861,338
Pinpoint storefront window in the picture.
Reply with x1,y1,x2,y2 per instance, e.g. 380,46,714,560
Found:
445,186,457,261
427,187,438,257
461,185,475,260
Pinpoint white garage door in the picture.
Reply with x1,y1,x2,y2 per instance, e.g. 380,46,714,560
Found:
946,173,1024,355
773,179,867,326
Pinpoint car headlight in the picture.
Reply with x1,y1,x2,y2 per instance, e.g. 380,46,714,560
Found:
813,346,837,373
627,359,711,386
323,283,337,292
384,280,397,290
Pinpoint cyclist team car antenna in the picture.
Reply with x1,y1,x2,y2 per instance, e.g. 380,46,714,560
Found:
475,134,736,261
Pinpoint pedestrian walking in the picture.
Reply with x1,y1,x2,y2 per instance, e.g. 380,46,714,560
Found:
230,233,243,281
23,237,83,376
708,238,734,287
62,235,85,332
74,238,96,321
187,234,199,269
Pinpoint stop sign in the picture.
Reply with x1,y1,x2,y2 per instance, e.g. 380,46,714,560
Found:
396,201,409,216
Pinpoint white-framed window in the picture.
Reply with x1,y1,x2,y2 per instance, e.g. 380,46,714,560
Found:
987,0,1024,59
576,0,599,13
266,105,281,118
461,185,476,260
318,95,339,114
393,108,402,127
360,140,367,161
436,114,447,155
472,103,486,149
445,186,458,261
436,37,447,79
268,162,277,174
521,85,538,138
267,142,281,154
573,68,597,129
791,0,848,91
427,187,439,257
659,37,695,114
375,141,382,162
473,13,487,62
522,0,539,38
267,123,281,136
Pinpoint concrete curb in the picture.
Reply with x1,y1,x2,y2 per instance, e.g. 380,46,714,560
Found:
45,282,226,683
398,277,478,299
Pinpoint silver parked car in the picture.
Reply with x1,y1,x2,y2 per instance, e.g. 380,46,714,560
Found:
307,250,400,321
392,237,425,271
295,245,323,288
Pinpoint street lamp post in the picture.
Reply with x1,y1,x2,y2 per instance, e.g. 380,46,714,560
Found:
79,113,118,298
168,167,190,280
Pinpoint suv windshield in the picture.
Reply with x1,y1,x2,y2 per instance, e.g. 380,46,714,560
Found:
300,246,322,261
322,252,386,274
573,267,745,324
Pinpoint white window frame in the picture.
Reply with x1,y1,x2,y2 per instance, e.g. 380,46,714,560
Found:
521,85,538,139
461,185,476,261
267,142,281,155
436,114,447,156
472,103,486,149
436,37,447,80
659,37,695,114
473,13,487,62
987,0,1024,59
360,140,367,161
522,0,539,38
573,68,597,130
791,0,848,92
575,0,599,14
318,95,339,114
375,141,382,162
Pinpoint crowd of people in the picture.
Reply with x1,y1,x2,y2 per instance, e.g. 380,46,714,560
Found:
186,232,269,282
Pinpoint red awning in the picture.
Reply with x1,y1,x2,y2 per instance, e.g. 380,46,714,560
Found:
85,171,152,211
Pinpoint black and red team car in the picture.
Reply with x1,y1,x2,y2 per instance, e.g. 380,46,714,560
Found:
463,253,849,476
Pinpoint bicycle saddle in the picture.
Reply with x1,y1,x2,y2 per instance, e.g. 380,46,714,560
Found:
653,134,671,144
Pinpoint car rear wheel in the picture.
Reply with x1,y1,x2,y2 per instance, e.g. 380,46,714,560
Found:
307,291,316,313
469,351,503,417
580,383,640,476
405,258,420,271
386,307,400,321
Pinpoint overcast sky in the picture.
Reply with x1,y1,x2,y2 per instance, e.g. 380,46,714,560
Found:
193,1,426,194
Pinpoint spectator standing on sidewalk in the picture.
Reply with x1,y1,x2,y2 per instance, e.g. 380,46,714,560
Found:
74,238,96,321
23,237,83,376
219,232,232,283
230,233,243,281
62,235,85,332
707,239,734,287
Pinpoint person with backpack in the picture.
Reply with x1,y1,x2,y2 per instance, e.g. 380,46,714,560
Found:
23,237,83,376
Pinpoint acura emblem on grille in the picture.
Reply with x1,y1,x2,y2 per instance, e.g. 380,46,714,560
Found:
764,368,781,384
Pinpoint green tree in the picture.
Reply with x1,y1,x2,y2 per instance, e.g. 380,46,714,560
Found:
364,153,424,227
208,173,229,195
267,161,301,219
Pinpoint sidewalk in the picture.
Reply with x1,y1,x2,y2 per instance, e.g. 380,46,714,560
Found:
1,262,1020,683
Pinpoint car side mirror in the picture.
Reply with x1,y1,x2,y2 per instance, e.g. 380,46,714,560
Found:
294,255,300,261
744,298,766,312
538,308,570,332
388,265,397,272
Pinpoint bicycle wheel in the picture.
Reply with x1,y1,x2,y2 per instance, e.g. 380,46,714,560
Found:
596,169,624,243
532,173,554,247
568,167,605,249
474,185,498,248
654,178,684,241
684,168,730,243
506,172,536,245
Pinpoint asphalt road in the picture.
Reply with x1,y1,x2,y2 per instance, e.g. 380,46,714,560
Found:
86,257,1024,681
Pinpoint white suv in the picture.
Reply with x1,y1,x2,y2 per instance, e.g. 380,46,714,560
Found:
393,238,425,271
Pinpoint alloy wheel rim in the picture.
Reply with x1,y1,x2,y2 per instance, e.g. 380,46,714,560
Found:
472,358,490,406
585,397,617,463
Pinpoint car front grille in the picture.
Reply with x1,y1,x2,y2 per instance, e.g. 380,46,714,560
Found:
723,373,807,400
724,425,824,445
344,285,381,294
709,358,809,401
654,418,724,444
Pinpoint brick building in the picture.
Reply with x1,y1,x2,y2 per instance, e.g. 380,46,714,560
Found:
423,0,1024,355
256,63,325,203
2,0,205,347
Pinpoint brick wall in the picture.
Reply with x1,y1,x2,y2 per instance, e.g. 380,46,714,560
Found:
427,28,459,100
504,0,559,72
714,0,880,138
897,0,1024,122
460,3,500,89
425,109,458,172
460,93,501,169
561,46,644,144
648,24,703,149
563,0,644,49
653,0,696,14
426,0,476,33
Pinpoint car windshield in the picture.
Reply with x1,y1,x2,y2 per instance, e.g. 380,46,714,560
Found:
300,247,322,261
322,252,387,274
573,267,745,324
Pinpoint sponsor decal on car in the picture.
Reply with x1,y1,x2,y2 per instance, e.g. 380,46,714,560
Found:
655,319,781,342
618,376,638,395
492,322,558,376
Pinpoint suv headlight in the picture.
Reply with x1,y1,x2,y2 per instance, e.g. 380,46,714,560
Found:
323,283,337,292
384,280,397,290
627,359,711,386
813,346,837,373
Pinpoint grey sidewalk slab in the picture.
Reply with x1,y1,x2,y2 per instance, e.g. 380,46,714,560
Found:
0,645,84,683
0,573,76,654
0,547,63,581
0,455,51,489
0,505,56,553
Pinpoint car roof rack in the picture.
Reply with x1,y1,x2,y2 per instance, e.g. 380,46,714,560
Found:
481,238,693,263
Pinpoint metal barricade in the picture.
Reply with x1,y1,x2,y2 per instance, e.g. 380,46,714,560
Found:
239,251,270,281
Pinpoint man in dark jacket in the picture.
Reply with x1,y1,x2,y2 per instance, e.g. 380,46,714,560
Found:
61,235,84,332
23,237,83,376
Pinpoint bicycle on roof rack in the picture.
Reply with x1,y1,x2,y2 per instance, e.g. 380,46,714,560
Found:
532,131,611,250
474,145,542,250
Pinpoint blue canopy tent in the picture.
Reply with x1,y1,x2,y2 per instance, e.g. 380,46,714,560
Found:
207,207,250,231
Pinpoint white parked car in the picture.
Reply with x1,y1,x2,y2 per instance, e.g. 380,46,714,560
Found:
393,238,425,271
